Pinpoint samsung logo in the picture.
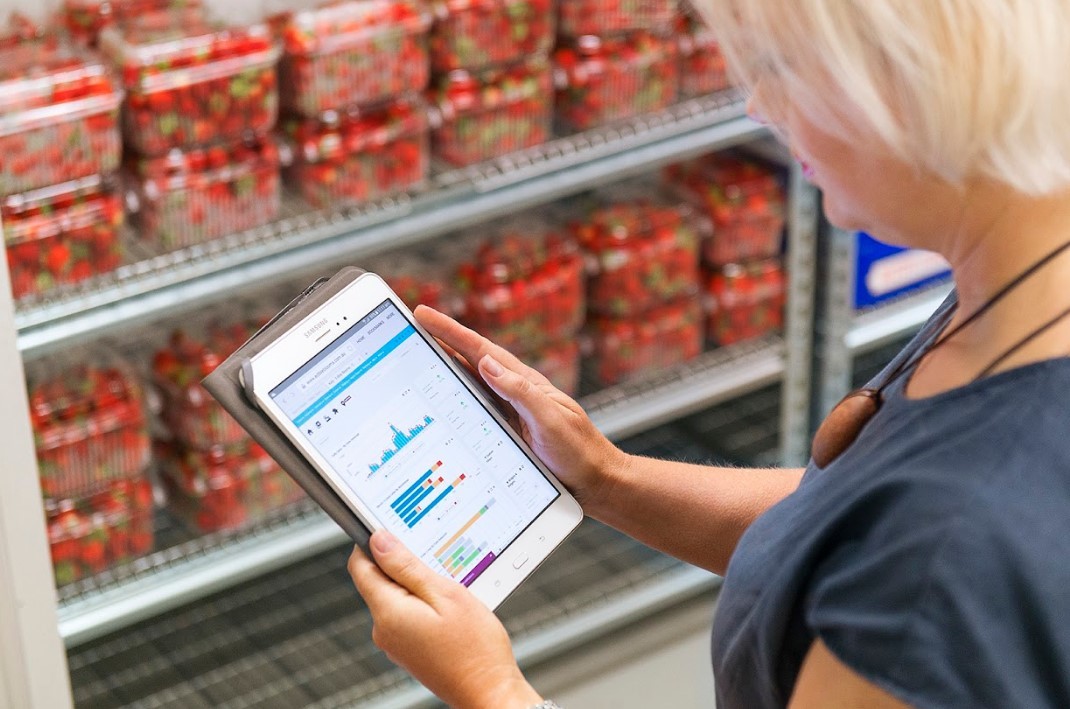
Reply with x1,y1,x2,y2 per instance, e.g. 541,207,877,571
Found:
304,319,330,338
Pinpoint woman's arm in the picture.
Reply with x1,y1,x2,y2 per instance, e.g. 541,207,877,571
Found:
594,456,803,576
790,640,913,709
416,306,803,575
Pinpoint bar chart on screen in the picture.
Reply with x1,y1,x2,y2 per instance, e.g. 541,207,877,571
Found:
434,499,498,577
368,414,435,474
389,462,470,529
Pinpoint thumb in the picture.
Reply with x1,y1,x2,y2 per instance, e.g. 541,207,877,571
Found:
370,529,449,603
478,355,557,426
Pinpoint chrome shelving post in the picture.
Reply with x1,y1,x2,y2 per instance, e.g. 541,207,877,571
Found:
812,226,858,421
779,165,820,466
0,245,74,708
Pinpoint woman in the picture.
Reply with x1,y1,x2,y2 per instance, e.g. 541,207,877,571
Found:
348,1,1070,706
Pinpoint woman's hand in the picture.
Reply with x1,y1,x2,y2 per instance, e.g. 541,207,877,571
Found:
414,305,625,508
349,530,542,709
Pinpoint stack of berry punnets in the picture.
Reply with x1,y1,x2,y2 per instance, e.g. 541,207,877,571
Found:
554,32,679,132
432,58,554,166
99,9,283,252
451,218,586,395
151,316,304,534
427,0,556,166
666,153,788,345
568,186,705,386
0,38,125,298
275,0,432,207
25,354,154,586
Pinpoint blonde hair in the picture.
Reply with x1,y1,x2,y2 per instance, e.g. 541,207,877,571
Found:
694,0,1070,196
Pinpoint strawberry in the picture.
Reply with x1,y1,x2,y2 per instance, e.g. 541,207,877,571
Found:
429,0,553,72
559,0,678,37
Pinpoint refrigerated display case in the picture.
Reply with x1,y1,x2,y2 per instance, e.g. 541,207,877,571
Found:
0,76,833,707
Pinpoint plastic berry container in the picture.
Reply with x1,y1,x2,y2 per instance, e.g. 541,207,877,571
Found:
678,16,732,97
3,176,125,300
586,298,703,386
705,259,786,345
159,441,304,534
524,338,580,396
0,39,122,196
277,0,431,117
558,0,678,37
569,192,703,317
455,221,586,351
374,252,460,316
667,154,786,266
152,317,266,449
26,355,151,500
429,0,555,72
46,476,155,586
282,97,429,209
432,58,553,167
63,0,204,46
99,12,280,155
130,136,281,251
554,33,679,131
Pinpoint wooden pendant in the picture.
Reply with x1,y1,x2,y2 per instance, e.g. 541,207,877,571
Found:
811,389,881,469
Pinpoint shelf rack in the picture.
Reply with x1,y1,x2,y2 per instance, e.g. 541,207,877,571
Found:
15,93,762,360
0,92,817,708
55,336,784,647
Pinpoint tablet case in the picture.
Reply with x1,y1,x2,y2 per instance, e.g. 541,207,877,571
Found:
201,267,371,550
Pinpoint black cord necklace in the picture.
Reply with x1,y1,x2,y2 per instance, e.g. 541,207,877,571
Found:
812,237,1070,469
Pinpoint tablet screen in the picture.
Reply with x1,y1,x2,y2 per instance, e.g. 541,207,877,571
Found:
269,300,560,586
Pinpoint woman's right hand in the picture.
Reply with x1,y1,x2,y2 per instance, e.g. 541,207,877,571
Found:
414,305,625,508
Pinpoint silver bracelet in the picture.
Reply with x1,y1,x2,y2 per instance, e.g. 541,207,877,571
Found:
529,702,563,709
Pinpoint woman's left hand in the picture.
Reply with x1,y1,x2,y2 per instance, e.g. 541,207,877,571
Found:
348,530,543,709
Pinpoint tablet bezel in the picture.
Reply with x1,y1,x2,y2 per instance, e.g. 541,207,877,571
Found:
245,272,584,609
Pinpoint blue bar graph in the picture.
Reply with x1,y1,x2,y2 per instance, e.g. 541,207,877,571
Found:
390,462,442,512
406,486,453,527
397,479,442,520
369,415,435,474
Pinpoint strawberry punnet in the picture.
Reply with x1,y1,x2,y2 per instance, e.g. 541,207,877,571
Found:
554,32,679,131
157,441,303,534
454,219,586,352
676,14,733,98
46,477,155,586
666,154,787,266
429,0,555,72
432,58,554,166
277,0,431,116
704,259,786,345
558,0,678,37
585,298,703,386
570,192,703,318
99,11,280,155
282,97,429,209
26,357,151,499
3,176,125,299
0,39,122,195
63,0,205,46
130,136,281,251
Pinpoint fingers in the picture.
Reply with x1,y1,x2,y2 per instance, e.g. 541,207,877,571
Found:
478,355,562,432
348,544,413,615
415,306,550,387
367,530,454,607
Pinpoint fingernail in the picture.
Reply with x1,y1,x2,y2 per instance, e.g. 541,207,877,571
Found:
482,355,504,377
372,530,397,553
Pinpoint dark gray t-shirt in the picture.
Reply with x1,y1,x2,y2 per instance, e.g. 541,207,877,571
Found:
712,294,1070,708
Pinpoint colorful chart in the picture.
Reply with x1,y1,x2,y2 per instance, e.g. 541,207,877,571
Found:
389,463,468,529
435,499,497,577
368,415,434,473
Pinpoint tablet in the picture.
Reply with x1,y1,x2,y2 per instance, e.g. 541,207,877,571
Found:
243,272,583,609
